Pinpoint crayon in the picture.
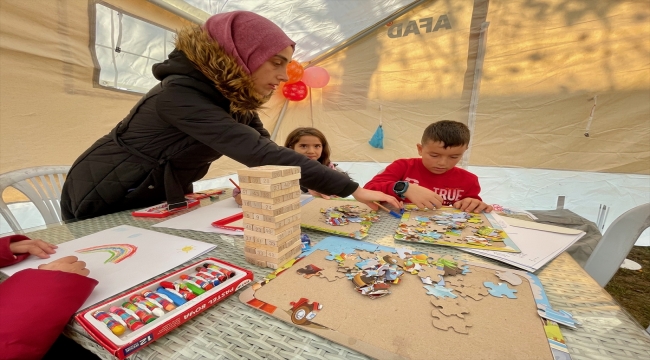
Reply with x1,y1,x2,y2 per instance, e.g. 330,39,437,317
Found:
161,281,197,300
204,263,235,278
195,270,222,286
122,302,156,324
180,274,213,290
156,287,187,306
229,178,240,190
143,290,176,311
129,294,165,317
177,280,205,295
93,310,126,336
109,306,144,331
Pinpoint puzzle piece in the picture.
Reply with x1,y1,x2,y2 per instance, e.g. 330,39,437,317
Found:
355,250,376,260
339,255,358,270
495,270,522,286
445,276,464,288
483,282,518,299
443,265,462,277
431,298,470,318
455,285,488,301
420,276,434,285
461,265,471,275
431,313,472,334
319,267,348,282
424,285,457,299
395,247,413,259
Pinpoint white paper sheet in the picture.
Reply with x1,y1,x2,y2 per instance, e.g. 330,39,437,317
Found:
462,225,585,272
153,195,314,235
153,197,243,235
0,225,215,309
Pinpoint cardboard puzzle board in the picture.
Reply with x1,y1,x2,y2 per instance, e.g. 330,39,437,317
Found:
240,237,567,360
300,198,379,239
395,206,520,252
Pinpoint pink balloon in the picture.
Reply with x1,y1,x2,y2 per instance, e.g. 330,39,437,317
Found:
302,67,330,88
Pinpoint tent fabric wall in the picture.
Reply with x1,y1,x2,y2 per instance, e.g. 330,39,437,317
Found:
272,0,649,174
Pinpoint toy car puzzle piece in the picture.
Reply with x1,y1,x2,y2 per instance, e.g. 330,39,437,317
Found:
483,281,518,299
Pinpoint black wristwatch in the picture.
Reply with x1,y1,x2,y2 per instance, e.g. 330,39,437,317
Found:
393,181,409,199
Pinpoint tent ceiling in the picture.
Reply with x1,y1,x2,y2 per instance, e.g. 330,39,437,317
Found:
151,0,419,62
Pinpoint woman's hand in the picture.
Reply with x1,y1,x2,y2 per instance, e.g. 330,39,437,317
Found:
308,189,331,200
351,188,402,210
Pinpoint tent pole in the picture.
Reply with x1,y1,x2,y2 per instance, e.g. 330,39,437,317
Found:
306,0,428,68
461,21,490,169
271,100,289,142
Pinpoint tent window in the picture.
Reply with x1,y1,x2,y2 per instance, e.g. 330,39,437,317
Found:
92,3,175,93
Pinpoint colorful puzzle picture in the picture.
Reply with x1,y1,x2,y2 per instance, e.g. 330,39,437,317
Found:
394,205,521,252
299,198,380,239
240,237,573,360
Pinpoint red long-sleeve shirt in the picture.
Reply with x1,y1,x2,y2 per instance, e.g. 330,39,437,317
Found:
364,158,482,205
0,235,97,360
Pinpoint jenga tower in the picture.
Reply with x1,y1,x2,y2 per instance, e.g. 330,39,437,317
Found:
238,165,303,269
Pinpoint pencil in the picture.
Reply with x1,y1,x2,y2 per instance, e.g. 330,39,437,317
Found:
229,178,240,190
373,201,402,219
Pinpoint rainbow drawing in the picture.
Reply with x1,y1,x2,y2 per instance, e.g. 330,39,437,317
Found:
76,243,138,264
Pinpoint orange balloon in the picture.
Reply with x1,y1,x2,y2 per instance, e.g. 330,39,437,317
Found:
286,60,304,84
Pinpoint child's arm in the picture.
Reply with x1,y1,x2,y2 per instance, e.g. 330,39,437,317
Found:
0,235,57,267
365,161,443,209
452,177,492,213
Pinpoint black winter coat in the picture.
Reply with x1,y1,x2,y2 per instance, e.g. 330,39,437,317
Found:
61,30,357,220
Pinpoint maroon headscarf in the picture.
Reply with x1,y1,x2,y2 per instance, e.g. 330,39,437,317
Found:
204,11,295,74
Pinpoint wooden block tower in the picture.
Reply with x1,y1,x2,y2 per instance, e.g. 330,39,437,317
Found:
238,165,303,269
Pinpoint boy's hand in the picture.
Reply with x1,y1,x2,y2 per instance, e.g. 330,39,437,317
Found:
453,198,493,213
9,239,57,259
308,189,331,200
352,188,402,211
403,184,443,210
38,256,90,276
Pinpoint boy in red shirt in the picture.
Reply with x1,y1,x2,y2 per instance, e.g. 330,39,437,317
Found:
364,120,492,213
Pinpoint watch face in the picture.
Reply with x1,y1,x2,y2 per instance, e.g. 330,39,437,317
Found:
394,182,406,192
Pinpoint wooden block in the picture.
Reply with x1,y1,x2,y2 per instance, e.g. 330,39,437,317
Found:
242,201,301,216
243,224,301,243
245,255,267,268
243,208,301,224
241,197,301,211
243,214,301,230
237,173,301,186
243,219,302,237
238,179,300,192
241,190,301,205
238,166,300,179
244,242,302,264
244,235,300,253
240,185,300,199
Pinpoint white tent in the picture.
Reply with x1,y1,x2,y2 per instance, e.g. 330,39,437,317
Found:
0,0,648,244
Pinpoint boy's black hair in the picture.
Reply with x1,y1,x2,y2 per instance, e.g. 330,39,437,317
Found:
421,120,470,148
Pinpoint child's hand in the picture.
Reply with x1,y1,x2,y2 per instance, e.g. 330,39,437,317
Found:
352,188,402,211
234,193,242,206
38,256,90,276
9,239,57,259
307,189,331,200
403,184,443,210
453,198,493,213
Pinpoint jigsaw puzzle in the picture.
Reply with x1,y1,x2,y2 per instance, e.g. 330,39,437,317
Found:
394,205,521,252
300,198,380,239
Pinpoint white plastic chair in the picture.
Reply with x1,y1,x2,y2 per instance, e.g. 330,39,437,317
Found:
584,203,650,287
0,166,71,233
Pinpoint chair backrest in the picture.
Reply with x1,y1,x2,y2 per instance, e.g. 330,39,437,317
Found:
584,203,650,287
0,166,71,233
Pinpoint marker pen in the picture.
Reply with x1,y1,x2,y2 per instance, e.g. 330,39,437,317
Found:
93,310,126,336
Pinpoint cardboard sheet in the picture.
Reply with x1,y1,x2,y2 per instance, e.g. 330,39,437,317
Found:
0,225,215,309
240,237,557,360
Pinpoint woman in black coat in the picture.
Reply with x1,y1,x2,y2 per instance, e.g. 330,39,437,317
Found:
61,11,399,221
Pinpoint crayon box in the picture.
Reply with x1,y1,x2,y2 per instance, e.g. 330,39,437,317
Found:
75,258,253,359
